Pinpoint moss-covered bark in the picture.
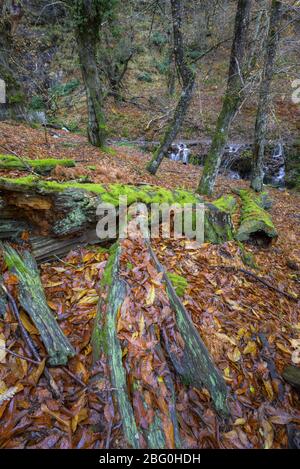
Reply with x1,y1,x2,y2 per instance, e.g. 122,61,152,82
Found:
197,0,252,195
147,241,230,418
0,177,234,244
236,189,277,242
73,3,107,147
250,1,283,192
92,244,182,449
1,243,75,365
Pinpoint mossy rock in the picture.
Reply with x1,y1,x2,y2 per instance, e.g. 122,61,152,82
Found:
236,190,277,243
0,155,75,174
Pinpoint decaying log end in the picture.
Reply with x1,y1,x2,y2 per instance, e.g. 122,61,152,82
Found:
1,243,75,366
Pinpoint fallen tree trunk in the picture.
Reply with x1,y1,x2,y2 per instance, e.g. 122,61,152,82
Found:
234,189,277,243
0,243,75,365
146,241,229,418
92,237,229,448
0,176,234,245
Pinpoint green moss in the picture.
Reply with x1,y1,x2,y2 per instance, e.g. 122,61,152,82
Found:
212,195,237,214
0,175,202,209
101,243,119,287
0,155,75,173
167,272,188,298
236,190,277,241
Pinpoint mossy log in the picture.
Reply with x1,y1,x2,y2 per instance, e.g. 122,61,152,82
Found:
92,239,228,448
146,241,229,418
0,176,233,245
0,155,76,174
92,244,182,449
235,189,277,243
1,243,75,365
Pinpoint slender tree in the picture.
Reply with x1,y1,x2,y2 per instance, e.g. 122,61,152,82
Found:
197,0,252,195
146,0,196,175
71,1,117,147
250,0,283,192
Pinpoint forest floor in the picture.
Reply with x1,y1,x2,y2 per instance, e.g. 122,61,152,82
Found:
0,121,299,449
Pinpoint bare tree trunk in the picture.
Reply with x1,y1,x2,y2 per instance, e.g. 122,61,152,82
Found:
146,0,195,175
74,2,106,147
197,0,252,195
250,0,282,192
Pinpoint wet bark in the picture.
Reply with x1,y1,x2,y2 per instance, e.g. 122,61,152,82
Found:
197,0,252,195
250,0,283,192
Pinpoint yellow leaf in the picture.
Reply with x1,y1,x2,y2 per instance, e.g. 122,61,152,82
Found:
276,342,291,355
0,334,6,364
215,332,237,346
146,284,155,306
234,418,246,426
243,341,257,355
263,380,274,401
20,312,39,335
262,419,274,449
139,315,145,337
227,347,241,363
78,294,99,305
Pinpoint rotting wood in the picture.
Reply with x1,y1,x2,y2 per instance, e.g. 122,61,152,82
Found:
1,243,75,366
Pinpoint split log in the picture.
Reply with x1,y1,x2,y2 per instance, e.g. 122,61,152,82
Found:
146,240,229,418
0,176,234,245
234,189,277,243
92,238,229,449
0,243,75,365
0,155,75,174
92,244,182,449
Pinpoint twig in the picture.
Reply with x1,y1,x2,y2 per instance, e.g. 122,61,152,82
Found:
0,143,39,176
218,266,298,302
0,345,40,364
62,366,87,389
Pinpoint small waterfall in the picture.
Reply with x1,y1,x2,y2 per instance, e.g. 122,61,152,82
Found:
169,143,191,164
264,142,286,187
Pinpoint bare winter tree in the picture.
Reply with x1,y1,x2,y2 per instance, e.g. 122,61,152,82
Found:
197,0,252,195
250,0,283,192
146,0,196,175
